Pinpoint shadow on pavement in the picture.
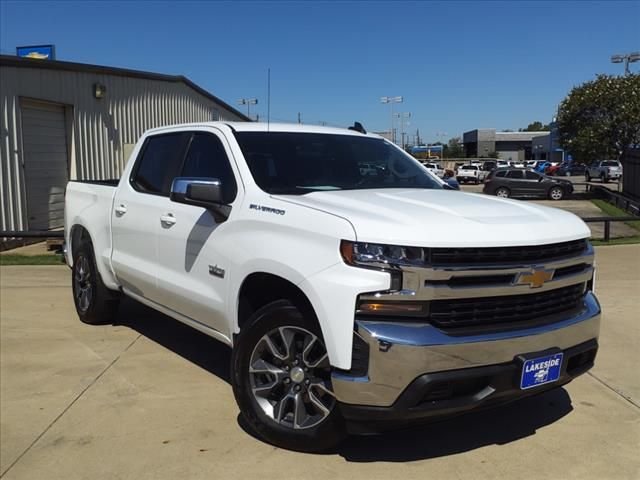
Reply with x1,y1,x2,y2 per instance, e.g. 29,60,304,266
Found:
113,297,574,463
114,297,232,384
337,387,573,462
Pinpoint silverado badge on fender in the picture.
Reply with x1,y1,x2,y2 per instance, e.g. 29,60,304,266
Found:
515,268,555,288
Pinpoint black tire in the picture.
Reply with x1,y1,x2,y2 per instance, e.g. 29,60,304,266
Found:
231,300,346,452
549,186,565,201
495,187,511,198
72,240,120,324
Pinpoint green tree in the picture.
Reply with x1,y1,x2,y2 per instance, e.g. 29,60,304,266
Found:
519,121,551,132
445,137,464,158
556,73,640,161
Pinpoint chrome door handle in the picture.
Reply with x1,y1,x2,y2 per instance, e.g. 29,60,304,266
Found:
114,204,127,216
160,213,176,226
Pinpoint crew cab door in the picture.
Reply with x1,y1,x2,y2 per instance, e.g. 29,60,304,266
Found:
154,130,241,336
111,132,190,300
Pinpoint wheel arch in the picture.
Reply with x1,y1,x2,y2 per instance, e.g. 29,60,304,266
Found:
236,272,319,336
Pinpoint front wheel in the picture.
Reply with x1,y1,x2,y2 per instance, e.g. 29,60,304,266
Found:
231,300,346,452
495,187,511,198
601,173,609,183
549,186,565,201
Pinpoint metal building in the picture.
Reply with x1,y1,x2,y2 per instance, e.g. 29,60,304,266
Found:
462,128,546,161
0,55,249,232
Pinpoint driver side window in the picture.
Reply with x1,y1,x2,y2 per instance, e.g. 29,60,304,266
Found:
181,132,238,204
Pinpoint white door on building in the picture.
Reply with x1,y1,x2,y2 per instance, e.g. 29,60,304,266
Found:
20,99,69,230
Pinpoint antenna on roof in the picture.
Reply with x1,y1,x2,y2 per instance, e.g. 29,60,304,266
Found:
267,67,271,132
348,122,367,134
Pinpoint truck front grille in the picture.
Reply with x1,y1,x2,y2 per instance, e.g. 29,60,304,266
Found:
427,239,587,266
429,283,586,331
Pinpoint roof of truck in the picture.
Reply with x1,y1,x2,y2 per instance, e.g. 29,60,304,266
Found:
145,121,383,139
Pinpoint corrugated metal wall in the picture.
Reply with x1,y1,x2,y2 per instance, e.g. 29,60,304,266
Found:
0,65,246,231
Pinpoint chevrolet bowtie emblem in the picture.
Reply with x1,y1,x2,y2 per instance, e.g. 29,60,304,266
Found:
515,268,554,288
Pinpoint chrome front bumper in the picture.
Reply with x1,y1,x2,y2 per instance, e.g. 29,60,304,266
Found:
332,292,600,407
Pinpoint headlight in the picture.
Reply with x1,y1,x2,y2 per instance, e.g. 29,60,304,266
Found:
340,240,425,268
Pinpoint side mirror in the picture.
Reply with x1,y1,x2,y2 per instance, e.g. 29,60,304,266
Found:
170,177,231,222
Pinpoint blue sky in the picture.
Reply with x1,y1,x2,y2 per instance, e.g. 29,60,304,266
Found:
1,1,639,143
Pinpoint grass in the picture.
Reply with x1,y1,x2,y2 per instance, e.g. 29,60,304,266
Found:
0,254,65,266
591,235,640,246
589,199,640,245
591,199,640,231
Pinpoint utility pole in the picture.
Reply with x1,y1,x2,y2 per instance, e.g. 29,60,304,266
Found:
297,112,302,124
380,96,403,144
237,98,258,118
394,112,411,149
416,129,421,146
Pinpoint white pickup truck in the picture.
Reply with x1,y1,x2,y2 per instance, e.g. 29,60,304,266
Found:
64,122,600,452
456,164,486,184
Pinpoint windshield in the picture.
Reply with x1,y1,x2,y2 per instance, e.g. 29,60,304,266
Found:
234,132,443,194
460,165,477,170
602,161,620,167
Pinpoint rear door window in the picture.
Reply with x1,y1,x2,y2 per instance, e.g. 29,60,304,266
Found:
132,133,189,195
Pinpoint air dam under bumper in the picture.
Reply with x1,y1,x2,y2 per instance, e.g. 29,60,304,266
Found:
332,292,600,431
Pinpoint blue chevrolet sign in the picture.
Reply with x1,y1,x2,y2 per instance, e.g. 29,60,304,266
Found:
16,45,56,60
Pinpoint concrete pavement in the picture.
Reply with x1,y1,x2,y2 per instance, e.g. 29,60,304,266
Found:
1,245,639,479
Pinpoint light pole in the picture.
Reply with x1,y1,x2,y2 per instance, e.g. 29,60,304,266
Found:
237,98,258,119
380,96,403,143
394,112,411,149
611,52,640,75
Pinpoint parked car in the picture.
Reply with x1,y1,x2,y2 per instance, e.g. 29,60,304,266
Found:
585,160,622,183
496,160,510,169
444,177,461,190
556,163,586,177
482,160,497,171
456,164,486,184
545,164,562,176
423,162,446,178
64,122,599,452
483,168,574,200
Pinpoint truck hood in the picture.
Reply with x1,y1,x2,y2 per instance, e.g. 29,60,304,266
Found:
275,189,590,247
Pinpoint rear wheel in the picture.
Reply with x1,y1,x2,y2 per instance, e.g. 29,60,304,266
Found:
495,187,510,198
231,300,346,452
72,241,120,324
549,186,565,201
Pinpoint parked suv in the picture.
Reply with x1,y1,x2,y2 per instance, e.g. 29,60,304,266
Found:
483,168,573,200
586,160,622,183
64,122,599,452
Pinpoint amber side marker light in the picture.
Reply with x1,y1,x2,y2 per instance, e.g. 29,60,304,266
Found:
340,240,354,264
358,302,424,315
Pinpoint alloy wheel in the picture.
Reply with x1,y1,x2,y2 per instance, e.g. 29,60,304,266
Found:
74,255,92,313
249,326,335,430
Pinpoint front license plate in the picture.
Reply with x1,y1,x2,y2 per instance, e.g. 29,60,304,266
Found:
520,353,563,390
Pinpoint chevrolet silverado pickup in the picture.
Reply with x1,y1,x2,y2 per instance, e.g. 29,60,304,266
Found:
64,122,600,452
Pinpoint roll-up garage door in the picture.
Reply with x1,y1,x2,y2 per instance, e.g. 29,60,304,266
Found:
21,99,69,230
